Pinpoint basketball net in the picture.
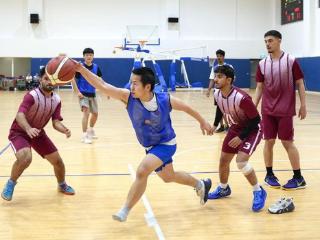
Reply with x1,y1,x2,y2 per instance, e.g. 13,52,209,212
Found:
113,40,148,54
138,40,148,49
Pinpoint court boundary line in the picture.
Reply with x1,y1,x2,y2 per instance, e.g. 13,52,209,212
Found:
0,167,319,178
128,164,165,240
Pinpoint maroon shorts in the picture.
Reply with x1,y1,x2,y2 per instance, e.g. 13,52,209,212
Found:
262,115,294,141
9,130,57,158
222,127,262,155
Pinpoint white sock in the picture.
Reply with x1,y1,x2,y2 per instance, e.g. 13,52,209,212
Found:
83,132,87,137
253,183,261,191
113,206,130,222
219,183,228,189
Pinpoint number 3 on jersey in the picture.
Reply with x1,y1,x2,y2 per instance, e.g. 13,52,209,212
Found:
243,142,251,150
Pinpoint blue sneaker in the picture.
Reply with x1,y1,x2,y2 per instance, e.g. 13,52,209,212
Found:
208,185,231,199
1,179,17,201
264,175,281,188
282,177,306,190
58,183,75,195
252,186,267,212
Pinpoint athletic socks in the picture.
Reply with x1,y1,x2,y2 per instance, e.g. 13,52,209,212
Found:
112,206,130,222
58,181,66,187
293,169,302,179
266,167,274,176
219,183,228,189
252,183,262,191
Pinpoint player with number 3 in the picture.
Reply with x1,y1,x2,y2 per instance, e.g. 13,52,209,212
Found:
208,65,267,212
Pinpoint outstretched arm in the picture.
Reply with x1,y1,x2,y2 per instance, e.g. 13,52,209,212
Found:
75,62,129,104
170,95,212,135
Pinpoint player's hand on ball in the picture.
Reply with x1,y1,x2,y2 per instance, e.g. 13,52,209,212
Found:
228,136,242,148
64,128,71,138
26,128,41,139
70,59,82,72
298,105,307,120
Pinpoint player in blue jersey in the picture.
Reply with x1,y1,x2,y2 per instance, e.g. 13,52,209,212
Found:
74,62,212,222
72,48,102,144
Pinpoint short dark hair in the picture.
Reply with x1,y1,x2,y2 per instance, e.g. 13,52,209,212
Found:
264,30,282,39
214,65,235,83
216,49,225,56
132,67,156,91
40,66,46,78
83,48,94,55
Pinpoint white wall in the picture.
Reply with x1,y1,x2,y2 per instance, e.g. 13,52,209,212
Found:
0,0,275,58
275,0,320,57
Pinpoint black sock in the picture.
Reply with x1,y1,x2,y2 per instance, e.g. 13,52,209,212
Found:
266,167,274,176
293,169,302,179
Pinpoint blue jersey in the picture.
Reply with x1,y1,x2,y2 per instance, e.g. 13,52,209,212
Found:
127,92,176,147
213,62,233,70
210,62,234,79
76,63,98,94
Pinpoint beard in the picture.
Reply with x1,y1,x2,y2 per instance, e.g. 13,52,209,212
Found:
41,83,55,92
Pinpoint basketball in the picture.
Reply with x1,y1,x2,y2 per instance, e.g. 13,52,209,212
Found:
45,55,76,85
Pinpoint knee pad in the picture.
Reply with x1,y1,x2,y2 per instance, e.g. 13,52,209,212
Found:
237,161,253,176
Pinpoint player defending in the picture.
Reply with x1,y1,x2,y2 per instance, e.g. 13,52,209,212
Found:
73,62,212,222
208,65,267,212
1,67,75,201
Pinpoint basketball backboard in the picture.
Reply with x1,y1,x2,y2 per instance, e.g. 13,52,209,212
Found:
124,25,160,47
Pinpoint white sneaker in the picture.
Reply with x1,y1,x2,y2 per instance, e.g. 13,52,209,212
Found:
81,134,92,144
268,197,295,214
87,128,98,139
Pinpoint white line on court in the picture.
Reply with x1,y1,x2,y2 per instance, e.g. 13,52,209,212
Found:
128,164,165,240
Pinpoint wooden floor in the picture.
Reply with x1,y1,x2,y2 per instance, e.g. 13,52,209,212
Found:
0,89,319,240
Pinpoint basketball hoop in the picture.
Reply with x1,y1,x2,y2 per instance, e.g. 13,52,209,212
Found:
138,40,148,48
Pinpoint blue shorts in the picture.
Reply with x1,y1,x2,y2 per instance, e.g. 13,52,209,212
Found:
146,144,177,172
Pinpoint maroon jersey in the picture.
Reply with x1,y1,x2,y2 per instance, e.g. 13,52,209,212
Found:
214,87,260,131
256,52,304,116
10,88,62,133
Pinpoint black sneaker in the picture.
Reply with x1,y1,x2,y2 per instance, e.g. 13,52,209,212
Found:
215,126,225,133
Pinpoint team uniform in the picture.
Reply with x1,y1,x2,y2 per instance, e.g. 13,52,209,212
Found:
256,52,306,189
256,52,304,140
112,91,212,222
75,63,102,113
9,88,62,157
2,87,74,201
209,62,233,132
209,86,267,211
127,92,177,172
214,87,262,155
